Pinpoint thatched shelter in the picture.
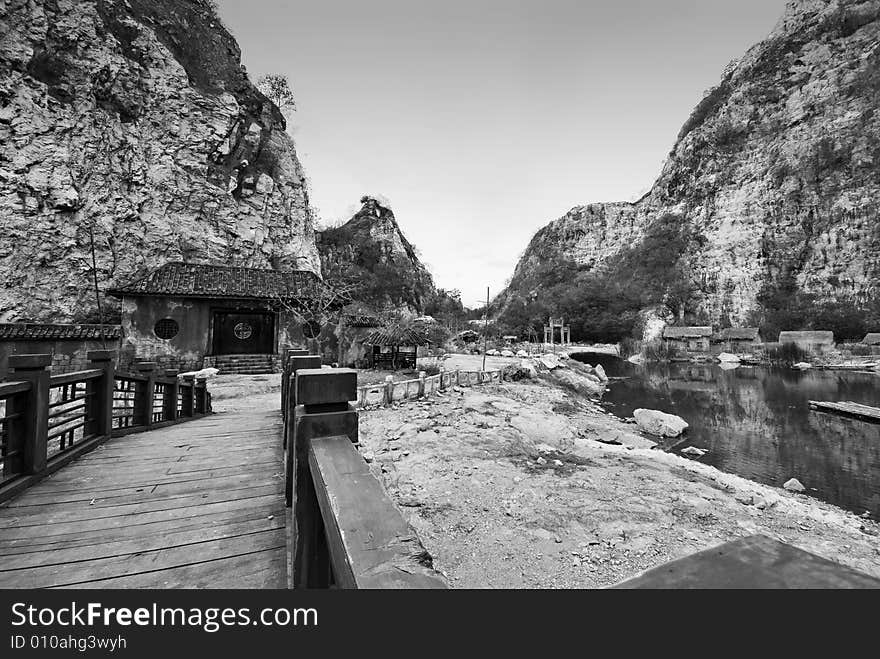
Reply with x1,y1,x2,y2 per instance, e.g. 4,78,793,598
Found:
715,327,762,349
662,326,713,352
862,333,880,346
363,324,430,370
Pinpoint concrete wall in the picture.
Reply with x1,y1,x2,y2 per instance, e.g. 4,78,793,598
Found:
120,296,211,372
0,338,122,378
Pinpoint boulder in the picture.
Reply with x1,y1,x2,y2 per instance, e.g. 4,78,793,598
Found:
500,349,515,358
627,354,645,365
486,349,501,356
681,446,707,457
717,352,741,363
793,362,812,370
540,353,561,370
633,409,689,438
594,364,608,381
516,349,528,357
783,478,806,492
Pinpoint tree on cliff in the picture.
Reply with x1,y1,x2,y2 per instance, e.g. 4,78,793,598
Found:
257,73,296,120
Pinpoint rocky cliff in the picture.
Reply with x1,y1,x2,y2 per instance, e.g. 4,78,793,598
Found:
499,0,880,335
0,0,320,322
317,196,437,312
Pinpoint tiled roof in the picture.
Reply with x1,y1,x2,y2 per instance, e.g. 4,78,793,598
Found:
717,328,760,341
107,262,327,301
663,326,713,339
363,325,430,346
862,333,880,345
344,314,382,328
0,323,122,341
778,331,835,344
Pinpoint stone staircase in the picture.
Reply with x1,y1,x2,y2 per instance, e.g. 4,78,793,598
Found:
207,354,278,375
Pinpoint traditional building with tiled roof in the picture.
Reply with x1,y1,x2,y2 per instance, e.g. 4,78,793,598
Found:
107,262,341,374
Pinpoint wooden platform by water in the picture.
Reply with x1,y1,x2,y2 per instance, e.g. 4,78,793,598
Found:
808,400,880,423
0,407,286,588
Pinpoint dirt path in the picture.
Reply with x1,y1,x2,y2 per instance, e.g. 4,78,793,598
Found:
358,374,880,588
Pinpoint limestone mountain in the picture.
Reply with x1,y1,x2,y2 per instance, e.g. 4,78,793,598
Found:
0,0,320,322
316,196,438,313
497,0,880,341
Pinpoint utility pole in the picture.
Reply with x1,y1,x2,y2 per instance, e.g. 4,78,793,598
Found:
481,286,489,372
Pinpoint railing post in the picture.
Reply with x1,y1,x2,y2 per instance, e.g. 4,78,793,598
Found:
194,376,207,414
455,368,461,386
284,355,322,503
135,362,156,428
8,354,51,475
164,369,179,422
439,367,446,391
383,375,394,406
282,348,310,424
86,350,115,439
180,375,194,417
417,371,426,398
291,368,358,589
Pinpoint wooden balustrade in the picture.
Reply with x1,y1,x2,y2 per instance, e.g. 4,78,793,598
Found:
282,355,446,589
0,352,212,504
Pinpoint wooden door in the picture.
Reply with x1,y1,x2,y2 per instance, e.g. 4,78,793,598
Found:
213,312,274,355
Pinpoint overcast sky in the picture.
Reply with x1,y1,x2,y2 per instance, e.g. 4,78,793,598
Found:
216,0,787,307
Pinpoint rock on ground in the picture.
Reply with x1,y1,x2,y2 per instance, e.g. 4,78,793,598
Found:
633,409,689,438
784,478,806,493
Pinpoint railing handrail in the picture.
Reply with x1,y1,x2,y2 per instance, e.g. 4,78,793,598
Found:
0,354,211,504
0,380,31,397
49,368,103,387
281,352,447,589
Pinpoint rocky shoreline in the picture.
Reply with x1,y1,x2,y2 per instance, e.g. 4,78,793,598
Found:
356,358,880,587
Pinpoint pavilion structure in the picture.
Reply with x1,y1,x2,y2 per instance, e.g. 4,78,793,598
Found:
543,317,571,346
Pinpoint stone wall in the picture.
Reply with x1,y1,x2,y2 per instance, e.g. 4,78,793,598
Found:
0,337,122,377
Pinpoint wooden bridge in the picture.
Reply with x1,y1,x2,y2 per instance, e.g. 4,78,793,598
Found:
0,349,446,589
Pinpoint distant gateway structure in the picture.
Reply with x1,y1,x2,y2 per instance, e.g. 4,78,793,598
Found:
544,317,571,346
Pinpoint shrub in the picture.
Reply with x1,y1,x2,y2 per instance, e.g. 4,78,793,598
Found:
765,342,808,365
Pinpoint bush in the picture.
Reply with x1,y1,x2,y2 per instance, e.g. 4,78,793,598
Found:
642,341,679,361
765,342,808,365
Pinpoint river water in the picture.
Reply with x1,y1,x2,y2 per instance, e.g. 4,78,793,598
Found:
571,353,880,520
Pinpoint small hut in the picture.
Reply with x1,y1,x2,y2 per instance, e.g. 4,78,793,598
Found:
715,327,762,351
862,333,880,346
363,324,430,370
662,326,713,352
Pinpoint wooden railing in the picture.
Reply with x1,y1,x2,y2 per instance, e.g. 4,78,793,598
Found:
355,367,502,408
0,351,211,503
281,348,447,589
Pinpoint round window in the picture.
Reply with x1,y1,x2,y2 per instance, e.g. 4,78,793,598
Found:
154,318,179,340
302,320,322,339
233,322,253,340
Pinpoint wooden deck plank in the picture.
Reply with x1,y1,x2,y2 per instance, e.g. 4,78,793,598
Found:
0,406,287,589
0,503,284,554
0,529,286,588
809,400,880,423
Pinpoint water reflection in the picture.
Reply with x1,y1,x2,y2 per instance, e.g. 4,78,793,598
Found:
572,352,880,519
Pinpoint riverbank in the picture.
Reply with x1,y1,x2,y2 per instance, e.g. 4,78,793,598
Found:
357,361,880,587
